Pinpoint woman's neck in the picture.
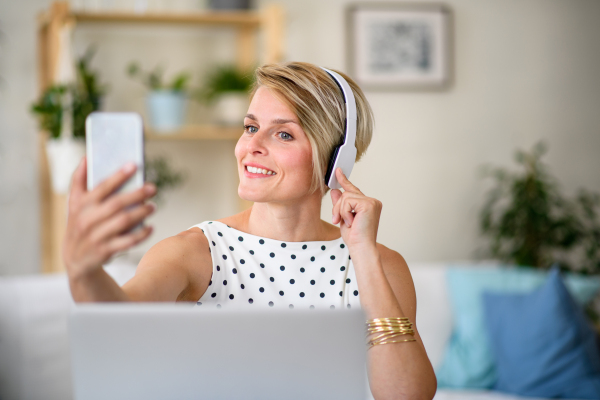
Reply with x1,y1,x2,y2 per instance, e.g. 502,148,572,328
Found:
222,192,340,243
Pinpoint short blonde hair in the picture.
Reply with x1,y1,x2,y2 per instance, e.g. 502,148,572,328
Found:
251,62,374,196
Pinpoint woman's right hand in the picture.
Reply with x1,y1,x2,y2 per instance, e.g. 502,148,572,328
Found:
63,157,157,281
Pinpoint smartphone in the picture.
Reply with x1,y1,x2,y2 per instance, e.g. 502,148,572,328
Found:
86,112,145,231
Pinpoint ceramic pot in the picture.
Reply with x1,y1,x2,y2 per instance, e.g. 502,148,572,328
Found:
45,136,86,194
146,90,186,133
214,92,249,125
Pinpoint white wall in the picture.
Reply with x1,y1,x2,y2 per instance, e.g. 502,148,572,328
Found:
1,0,599,275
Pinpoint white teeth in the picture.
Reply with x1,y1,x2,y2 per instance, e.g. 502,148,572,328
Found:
246,166,275,175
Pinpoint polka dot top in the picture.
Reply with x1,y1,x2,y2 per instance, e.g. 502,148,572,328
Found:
189,221,361,310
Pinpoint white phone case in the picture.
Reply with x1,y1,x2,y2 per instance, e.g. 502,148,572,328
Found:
86,112,145,193
86,112,145,234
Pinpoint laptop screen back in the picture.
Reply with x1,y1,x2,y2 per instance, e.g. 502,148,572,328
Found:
69,304,367,400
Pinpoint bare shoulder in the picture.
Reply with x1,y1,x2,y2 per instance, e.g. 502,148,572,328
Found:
376,243,409,275
375,243,417,320
123,227,212,302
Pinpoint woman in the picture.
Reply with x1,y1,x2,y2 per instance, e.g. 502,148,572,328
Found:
64,62,437,400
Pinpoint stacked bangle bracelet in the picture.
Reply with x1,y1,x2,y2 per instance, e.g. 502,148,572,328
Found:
366,317,416,348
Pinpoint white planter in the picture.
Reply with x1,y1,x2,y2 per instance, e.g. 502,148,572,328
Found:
45,136,85,194
214,93,249,125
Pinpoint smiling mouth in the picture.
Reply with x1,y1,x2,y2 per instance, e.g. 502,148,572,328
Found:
245,165,276,175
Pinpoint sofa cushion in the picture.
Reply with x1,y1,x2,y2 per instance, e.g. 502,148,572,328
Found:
408,263,453,369
436,266,600,389
483,268,600,399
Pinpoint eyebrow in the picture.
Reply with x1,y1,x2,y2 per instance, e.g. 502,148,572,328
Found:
245,114,300,126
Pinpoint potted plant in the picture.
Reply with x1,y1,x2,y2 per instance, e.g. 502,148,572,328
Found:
127,62,191,133
479,141,600,275
198,64,253,125
31,47,107,193
144,155,187,206
479,142,600,322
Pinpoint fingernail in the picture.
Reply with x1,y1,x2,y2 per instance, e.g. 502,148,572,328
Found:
343,218,349,226
145,184,156,194
148,202,157,211
123,162,136,173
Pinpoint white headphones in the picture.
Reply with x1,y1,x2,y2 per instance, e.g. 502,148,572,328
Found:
320,67,358,190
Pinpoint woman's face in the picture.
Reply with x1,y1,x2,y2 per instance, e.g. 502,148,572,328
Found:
235,86,314,204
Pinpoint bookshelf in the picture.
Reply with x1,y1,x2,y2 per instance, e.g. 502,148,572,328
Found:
37,1,284,273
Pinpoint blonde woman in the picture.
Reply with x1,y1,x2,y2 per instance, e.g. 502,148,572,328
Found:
64,62,437,399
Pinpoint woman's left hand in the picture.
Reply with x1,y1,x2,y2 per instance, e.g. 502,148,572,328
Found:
330,167,382,250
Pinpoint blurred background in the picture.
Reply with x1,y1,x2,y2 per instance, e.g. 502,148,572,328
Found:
2,0,599,275
1,2,600,399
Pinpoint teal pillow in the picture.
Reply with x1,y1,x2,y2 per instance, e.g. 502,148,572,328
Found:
435,265,600,389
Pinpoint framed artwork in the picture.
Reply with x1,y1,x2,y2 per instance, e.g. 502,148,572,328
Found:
346,2,453,91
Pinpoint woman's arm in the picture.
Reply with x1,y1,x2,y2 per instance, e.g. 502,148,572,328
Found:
122,229,212,302
352,243,436,400
330,167,436,400
64,158,209,303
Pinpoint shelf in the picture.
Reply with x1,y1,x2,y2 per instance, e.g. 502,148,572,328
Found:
39,10,262,28
37,1,283,273
145,124,242,141
73,10,262,27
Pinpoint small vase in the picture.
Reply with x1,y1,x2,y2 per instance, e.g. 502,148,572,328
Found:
146,90,186,133
214,92,249,125
45,136,86,194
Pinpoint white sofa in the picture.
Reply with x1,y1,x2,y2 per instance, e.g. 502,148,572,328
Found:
0,262,573,400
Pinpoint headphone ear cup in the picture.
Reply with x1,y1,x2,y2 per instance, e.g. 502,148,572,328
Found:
325,145,341,186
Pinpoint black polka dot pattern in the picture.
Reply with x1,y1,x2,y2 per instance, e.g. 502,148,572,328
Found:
191,220,360,310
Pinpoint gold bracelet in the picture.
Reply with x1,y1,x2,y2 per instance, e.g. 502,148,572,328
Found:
366,317,416,349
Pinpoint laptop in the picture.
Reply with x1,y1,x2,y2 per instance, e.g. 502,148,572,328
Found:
69,304,368,400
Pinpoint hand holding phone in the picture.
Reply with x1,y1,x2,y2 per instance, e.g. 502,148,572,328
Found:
63,113,156,281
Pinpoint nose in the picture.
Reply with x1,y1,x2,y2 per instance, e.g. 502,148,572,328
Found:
246,129,268,155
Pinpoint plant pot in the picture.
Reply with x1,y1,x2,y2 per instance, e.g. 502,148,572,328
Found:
45,136,86,194
208,0,251,10
146,90,186,133
213,92,249,125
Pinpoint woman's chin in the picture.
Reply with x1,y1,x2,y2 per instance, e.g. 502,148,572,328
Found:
238,187,269,203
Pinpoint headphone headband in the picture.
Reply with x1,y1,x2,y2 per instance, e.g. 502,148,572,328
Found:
320,67,358,190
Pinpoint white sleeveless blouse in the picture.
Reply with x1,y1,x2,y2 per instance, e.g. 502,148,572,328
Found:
188,221,361,310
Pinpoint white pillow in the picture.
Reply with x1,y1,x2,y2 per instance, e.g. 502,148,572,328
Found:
408,263,454,369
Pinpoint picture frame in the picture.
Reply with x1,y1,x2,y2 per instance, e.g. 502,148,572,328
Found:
346,2,453,91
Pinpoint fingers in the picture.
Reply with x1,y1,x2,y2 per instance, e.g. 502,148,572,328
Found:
330,189,342,225
69,157,88,206
105,225,153,256
335,168,363,195
89,162,139,204
332,190,361,227
86,183,156,229
90,202,156,245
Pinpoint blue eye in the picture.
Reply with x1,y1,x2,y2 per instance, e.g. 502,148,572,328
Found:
244,125,258,134
279,132,293,141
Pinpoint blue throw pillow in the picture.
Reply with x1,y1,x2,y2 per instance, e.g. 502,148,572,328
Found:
436,266,600,389
482,269,600,399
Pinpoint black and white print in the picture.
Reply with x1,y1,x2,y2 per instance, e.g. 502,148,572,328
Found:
348,3,451,90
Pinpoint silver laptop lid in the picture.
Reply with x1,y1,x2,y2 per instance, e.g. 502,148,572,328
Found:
69,304,367,400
